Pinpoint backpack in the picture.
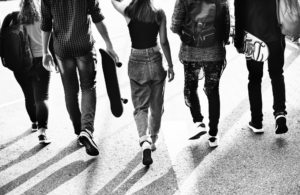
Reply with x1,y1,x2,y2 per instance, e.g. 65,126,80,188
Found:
180,0,217,48
276,0,300,38
0,11,34,73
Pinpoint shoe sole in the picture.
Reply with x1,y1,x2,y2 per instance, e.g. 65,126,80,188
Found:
79,135,99,156
208,141,218,147
39,140,51,144
142,149,153,166
248,124,264,133
32,129,38,132
189,131,207,140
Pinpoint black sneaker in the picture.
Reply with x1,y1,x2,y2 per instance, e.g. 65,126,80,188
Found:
248,121,264,133
38,134,51,144
142,148,153,166
79,130,99,156
32,123,38,132
275,115,288,134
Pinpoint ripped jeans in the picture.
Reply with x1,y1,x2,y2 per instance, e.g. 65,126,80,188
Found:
128,46,167,146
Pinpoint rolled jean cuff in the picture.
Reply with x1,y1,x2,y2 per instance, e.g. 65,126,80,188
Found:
139,135,152,147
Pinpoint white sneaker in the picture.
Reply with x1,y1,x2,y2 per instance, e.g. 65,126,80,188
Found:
189,122,207,140
208,135,219,147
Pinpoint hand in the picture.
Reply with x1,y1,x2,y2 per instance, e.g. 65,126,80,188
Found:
167,66,175,82
43,53,59,73
106,48,119,63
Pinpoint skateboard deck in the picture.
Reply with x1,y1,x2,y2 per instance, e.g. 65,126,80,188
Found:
230,26,269,62
100,48,126,117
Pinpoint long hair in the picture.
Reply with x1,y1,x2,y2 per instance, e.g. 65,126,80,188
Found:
18,0,41,25
284,0,300,14
124,0,163,24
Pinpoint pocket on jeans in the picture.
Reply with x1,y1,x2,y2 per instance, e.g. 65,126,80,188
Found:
128,60,146,82
152,53,167,80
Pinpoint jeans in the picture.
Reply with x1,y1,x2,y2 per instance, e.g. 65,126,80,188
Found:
246,35,287,124
55,49,97,135
182,60,225,136
14,57,51,129
128,46,167,146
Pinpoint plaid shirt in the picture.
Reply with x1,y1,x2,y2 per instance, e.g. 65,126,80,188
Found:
41,0,105,58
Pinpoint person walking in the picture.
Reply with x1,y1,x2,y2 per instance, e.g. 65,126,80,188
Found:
171,0,230,147
234,0,288,134
1,0,52,144
41,0,119,156
111,0,175,166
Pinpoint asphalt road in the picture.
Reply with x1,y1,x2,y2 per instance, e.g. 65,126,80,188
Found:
1,0,300,195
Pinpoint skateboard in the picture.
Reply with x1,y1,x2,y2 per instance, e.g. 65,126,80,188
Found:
99,48,127,118
230,26,269,62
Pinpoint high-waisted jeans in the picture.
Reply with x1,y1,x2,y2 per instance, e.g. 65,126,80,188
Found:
55,49,97,135
14,57,51,129
128,46,167,146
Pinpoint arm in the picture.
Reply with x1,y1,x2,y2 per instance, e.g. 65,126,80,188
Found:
222,1,230,45
234,0,244,52
111,0,131,23
88,0,119,61
170,0,186,36
159,11,175,82
95,21,119,62
40,0,57,72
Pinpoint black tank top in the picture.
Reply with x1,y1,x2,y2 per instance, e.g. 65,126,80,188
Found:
127,20,160,49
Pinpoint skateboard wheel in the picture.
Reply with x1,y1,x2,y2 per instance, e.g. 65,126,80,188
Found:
116,62,122,68
121,98,128,104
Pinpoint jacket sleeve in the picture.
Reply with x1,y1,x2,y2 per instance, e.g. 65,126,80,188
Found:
222,1,230,45
87,0,105,23
234,0,244,48
170,0,186,35
41,0,53,32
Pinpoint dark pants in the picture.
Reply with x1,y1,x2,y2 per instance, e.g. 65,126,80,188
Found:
14,57,51,129
55,49,97,135
246,36,287,124
183,61,225,136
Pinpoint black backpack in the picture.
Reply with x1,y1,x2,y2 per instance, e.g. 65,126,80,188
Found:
0,11,34,73
180,0,217,48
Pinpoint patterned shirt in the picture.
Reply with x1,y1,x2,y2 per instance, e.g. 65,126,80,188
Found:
171,0,230,62
41,0,105,58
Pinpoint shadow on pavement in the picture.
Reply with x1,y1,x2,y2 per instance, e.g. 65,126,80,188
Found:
0,140,82,195
0,128,32,150
22,159,96,195
95,152,149,195
131,168,178,195
0,144,45,172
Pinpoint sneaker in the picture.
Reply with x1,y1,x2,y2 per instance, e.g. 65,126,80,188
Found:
32,123,38,132
38,134,51,144
78,130,99,156
77,136,83,146
208,135,219,147
248,121,264,133
275,115,288,134
189,122,207,140
142,141,153,166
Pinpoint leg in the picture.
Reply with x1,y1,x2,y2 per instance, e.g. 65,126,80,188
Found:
182,61,204,122
267,36,288,134
202,61,224,137
31,59,51,144
76,49,99,156
56,55,82,135
13,72,37,126
246,59,264,126
76,50,97,133
148,52,167,148
267,37,286,115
